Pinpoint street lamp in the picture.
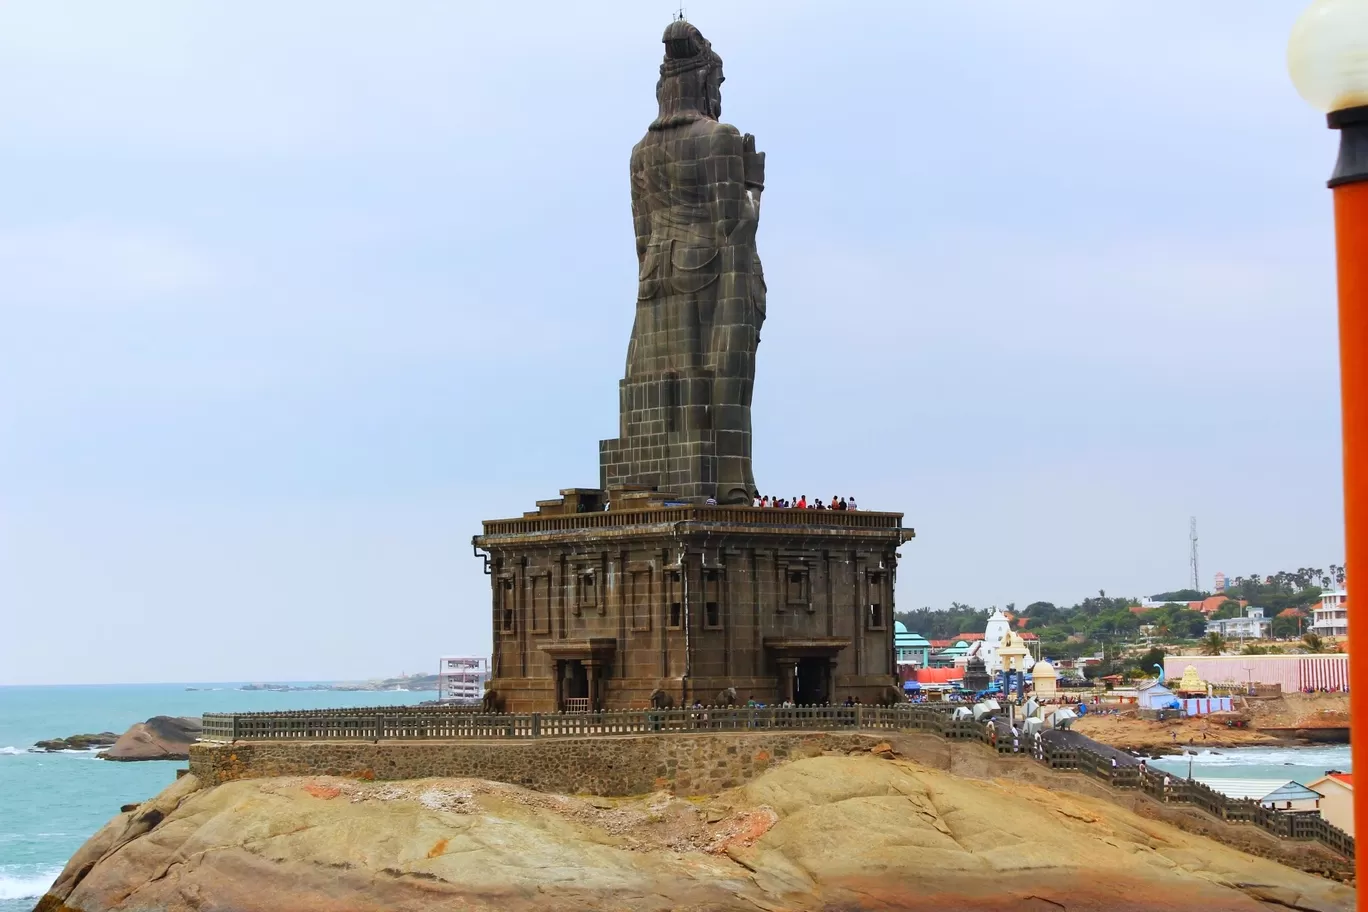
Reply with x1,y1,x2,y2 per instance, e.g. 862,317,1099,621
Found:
1288,0,1368,885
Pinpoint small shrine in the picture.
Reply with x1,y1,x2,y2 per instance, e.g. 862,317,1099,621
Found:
1031,658,1059,698
1175,664,1208,696
962,655,991,693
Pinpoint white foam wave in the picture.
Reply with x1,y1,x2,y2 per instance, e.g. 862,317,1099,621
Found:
1164,746,1351,768
0,868,60,900
0,746,26,756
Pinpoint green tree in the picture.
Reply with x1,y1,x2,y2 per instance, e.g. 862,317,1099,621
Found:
1150,589,1207,602
1302,632,1328,654
1271,614,1302,639
1210,600,1243,620
1200,632,1226,656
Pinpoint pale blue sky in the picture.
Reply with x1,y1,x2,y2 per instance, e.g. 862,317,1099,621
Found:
0,2,1346,685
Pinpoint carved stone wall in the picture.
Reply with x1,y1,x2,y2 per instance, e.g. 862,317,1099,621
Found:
189,731,881,796
475,502,912,713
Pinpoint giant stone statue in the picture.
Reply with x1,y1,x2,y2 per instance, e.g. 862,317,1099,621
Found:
599,20,766,505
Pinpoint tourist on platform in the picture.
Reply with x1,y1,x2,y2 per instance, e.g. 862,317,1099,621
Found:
848,496,857,510
705,497,717,505
832,495,844,510
838,497,848,510
797,495,807,509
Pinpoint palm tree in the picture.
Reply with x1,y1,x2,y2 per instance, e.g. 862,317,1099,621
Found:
1200,632,1226,656
1302,632,1327,654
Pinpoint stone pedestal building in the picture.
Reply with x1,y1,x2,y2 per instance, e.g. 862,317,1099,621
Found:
474,487,913,711
471,20,915,712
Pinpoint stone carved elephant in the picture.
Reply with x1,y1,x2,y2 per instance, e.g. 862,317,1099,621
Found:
715,687,738,707
649,688,675,710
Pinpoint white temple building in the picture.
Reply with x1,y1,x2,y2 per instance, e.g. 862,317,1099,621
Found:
981,608,1036,674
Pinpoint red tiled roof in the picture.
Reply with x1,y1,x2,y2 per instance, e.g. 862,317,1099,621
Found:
955,633,985,641
1191,596,1246,615
1020,632,1038,641
928,639,953,648
1331,773,1353,787
1278,607,1306,618
1129,605,1152,615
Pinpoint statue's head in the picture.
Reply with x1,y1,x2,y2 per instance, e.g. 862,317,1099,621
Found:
651,20,724,129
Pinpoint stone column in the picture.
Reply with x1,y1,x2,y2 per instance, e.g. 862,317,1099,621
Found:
586,662,599,711
778,659,797,704
554,661,565,712
827,658,839,705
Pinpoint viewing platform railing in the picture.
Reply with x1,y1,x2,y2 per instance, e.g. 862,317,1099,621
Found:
480,505,909,537
199,702,1352,859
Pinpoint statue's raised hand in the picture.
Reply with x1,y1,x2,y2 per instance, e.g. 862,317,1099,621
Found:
743,133,765,192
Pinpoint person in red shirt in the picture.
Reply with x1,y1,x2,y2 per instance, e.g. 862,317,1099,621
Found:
797,495,807,509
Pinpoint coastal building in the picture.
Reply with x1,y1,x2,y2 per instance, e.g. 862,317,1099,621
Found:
979,610,1037,674
1204,608,1270,641
1136,681,1180,711
1194,779,1323,813
928,639,971,667
1305,773,1353,835
893,622,931,667
1310,589,1348,638
1163,654,1348,692
1139,595,1244,615
437,657,490,704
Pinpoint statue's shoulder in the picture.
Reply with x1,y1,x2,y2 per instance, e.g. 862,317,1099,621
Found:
689,119,741,141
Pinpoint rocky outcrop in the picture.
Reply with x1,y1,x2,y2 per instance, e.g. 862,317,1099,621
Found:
32,733,119,752
35,753,1353,912
98,717,201,762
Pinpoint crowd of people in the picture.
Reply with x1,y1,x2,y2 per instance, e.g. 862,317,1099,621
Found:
753,493,858,511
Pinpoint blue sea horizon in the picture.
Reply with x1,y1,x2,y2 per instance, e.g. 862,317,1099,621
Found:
0,682,429,911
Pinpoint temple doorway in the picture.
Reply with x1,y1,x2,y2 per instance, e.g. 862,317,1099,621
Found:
559,660,589,712
794,658,829,705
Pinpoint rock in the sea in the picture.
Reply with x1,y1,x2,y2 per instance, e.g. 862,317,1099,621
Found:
35,755,1352,912
32,733,120,752
97,716,202,762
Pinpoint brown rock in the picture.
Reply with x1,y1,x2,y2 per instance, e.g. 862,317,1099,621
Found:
36,756,1352,912
98,716,201,762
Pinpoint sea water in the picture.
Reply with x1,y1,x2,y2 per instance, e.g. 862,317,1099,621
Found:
0,684,426,912
1147,743,1352,785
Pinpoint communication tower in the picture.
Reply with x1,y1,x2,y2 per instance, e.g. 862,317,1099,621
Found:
1189,516,1199,592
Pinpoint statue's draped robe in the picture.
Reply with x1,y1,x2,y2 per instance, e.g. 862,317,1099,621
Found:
600,20,765,504
626,120,765,501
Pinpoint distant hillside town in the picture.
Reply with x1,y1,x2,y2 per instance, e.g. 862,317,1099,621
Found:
895,566,1348,687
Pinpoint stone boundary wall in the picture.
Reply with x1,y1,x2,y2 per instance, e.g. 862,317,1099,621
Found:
189,731,882,796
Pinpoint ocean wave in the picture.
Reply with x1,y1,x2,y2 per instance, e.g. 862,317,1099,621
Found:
0,867,60,901
0,746,104,757
1165,746,1351,768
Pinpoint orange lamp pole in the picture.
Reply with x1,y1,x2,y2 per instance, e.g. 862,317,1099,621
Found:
1329,106,1368,881
1287,0,1368,882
